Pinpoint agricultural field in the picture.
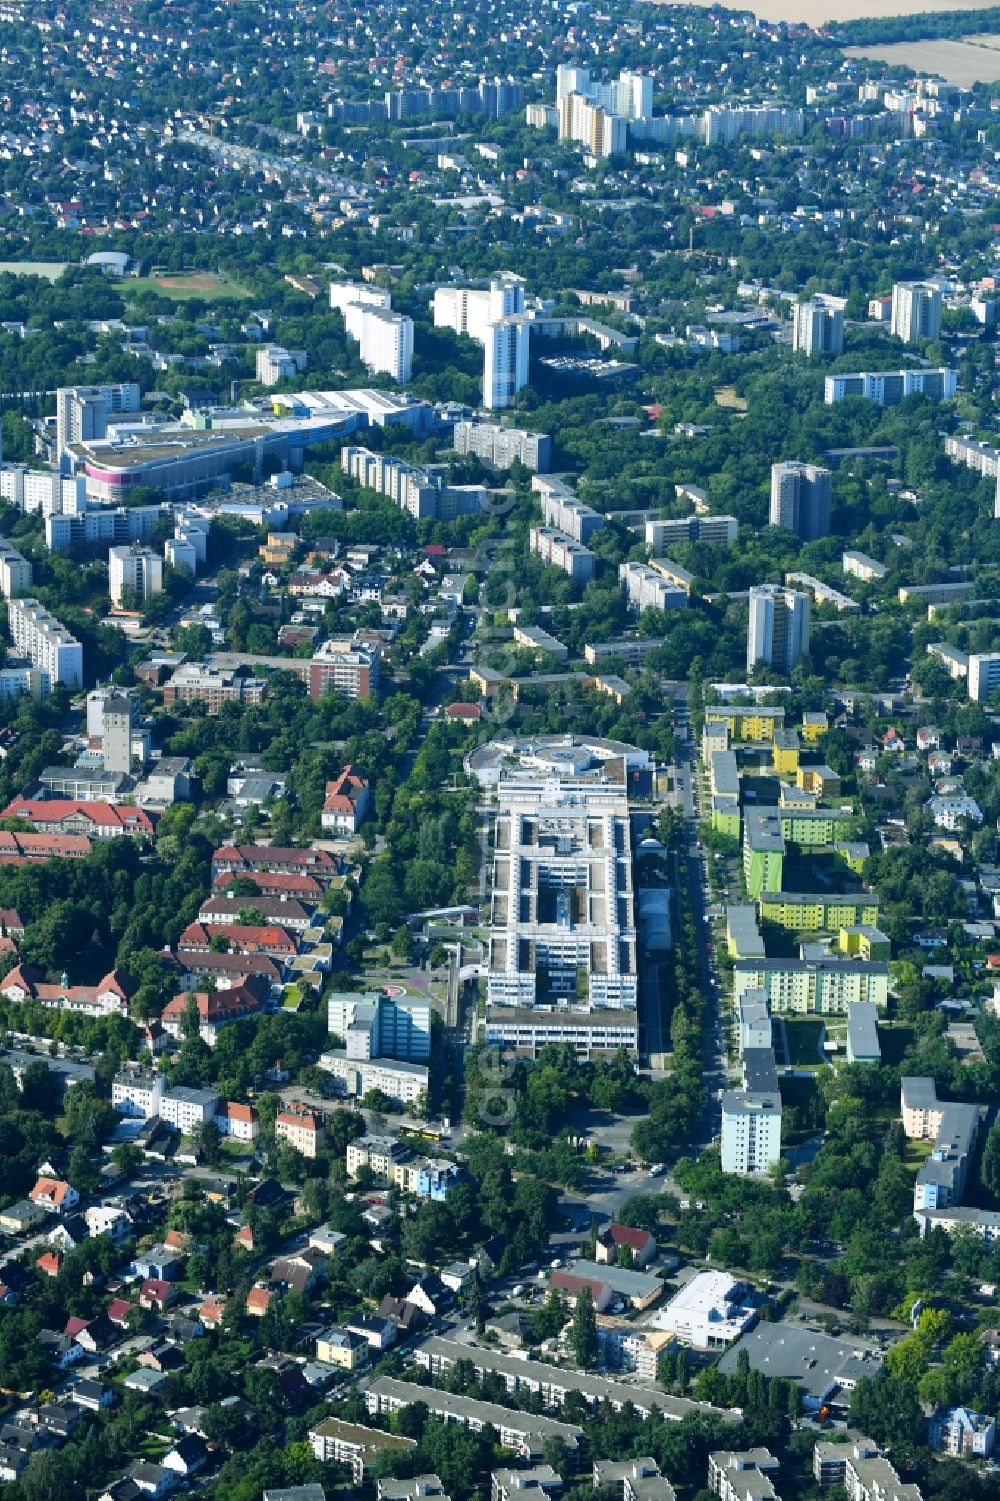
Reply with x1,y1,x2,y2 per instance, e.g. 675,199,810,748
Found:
844,34,1000,85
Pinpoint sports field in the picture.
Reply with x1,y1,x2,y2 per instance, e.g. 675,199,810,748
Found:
126,270,253,301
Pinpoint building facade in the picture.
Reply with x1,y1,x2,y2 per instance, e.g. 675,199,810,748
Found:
969,653,1000,702
56,383,141,459
529,526,595,581
747,585,810,676
453,422,551,472
891,280,942,343
7,597,83,688
109,546,164,607
0,541,32,600
619,562,688,614
792,298,845,357
720,1091,782,1176
769,461,831,540
824,368,957,405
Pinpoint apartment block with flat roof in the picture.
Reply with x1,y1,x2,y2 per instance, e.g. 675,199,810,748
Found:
747,585,810,676
891,280,942,343
7,597,82,689
0,541,32,600
456,422,551,472
758,892,879,932
529,526,596,581
486,759,637,1019
824,368,957,406
365,1376,584,1458
733,957,889,1015
743,810,785,899
646,513,738,550
619,561,687,613
721,1091,782,1176
535,477,603,544
769,461,831,540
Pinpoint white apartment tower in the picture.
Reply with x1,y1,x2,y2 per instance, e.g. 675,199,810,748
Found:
792,299,845,357
747,584,810,676
330,282,412,382
554,64,650,123
348,306,414,383
484,319,530,409
109,545,164,607
891,281,942,344
434,278,530,409
0,468,87,516
433,277,525,342
968,653,1000,703
721,1091,782,1175
769,460,832,540
556,65,591,105
329,281,392,317
255,346,307,387
615,70,653,121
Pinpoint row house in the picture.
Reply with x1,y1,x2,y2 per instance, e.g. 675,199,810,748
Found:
0,831,93,863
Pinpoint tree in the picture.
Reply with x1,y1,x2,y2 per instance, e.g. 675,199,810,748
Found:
391,924,413,961
980,1115,1000,1201
848,1371,924,1448
112,1141,143,1176
362,859,404,930
465,1274,486,1335
568,1286,598,1369
18,1060,60,1115
202,1401,250,1449
196,1118,223,1166
68,1143,100,1195
180,992,202,1040
18,1448,82,1501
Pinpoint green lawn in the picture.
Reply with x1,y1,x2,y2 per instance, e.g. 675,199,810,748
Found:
125,270,253,301
903,1138,934,1174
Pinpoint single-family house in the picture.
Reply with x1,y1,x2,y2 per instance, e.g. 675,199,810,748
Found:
162,1435,211,1480
139,1278,178,1312
28,1177,80,1214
